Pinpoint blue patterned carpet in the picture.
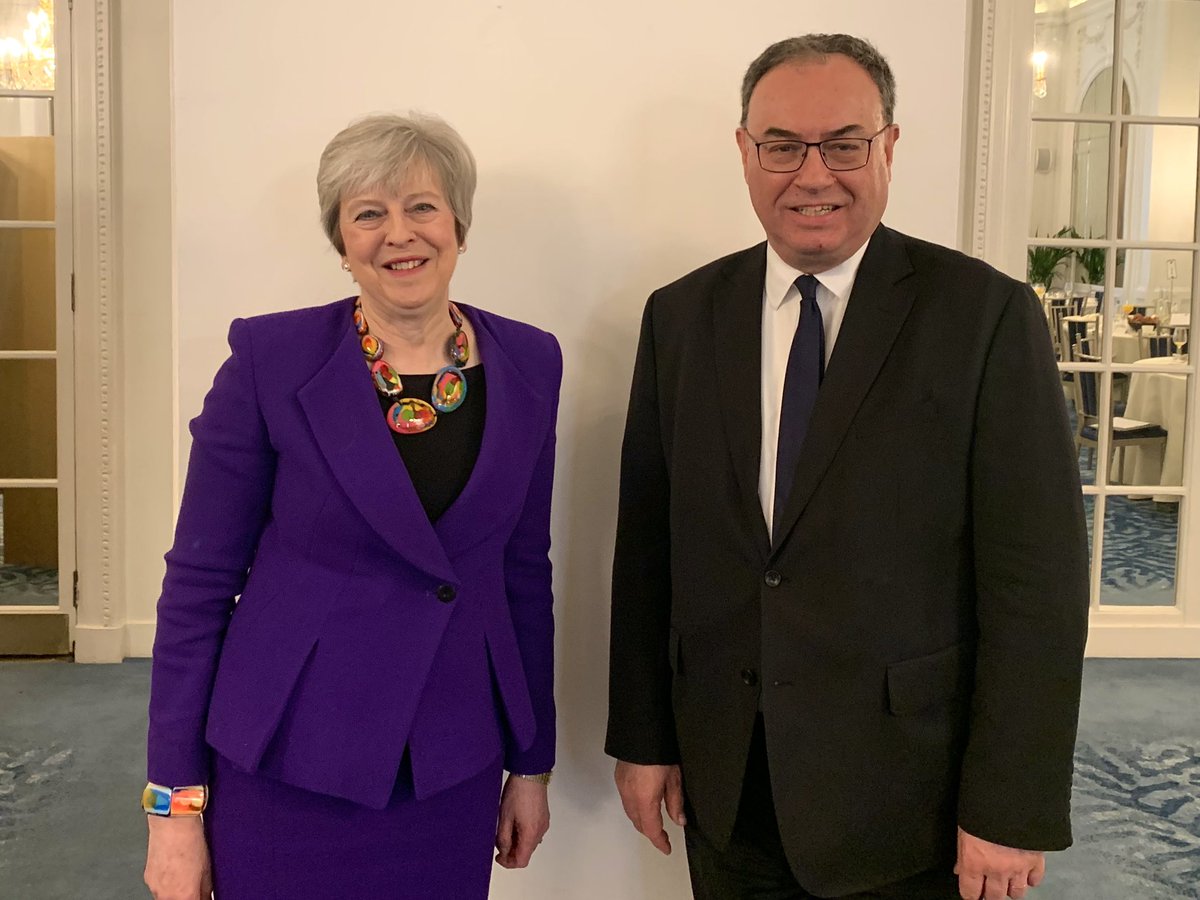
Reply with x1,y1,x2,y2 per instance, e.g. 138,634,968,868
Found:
1071,740,1200,897
0,661,1197,898
1080,495,1181,606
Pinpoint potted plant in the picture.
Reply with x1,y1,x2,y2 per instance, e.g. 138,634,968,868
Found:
1027,226,1075,290
1075,243,1105,289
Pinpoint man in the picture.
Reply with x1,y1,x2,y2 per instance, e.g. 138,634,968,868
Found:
606,34,1089,900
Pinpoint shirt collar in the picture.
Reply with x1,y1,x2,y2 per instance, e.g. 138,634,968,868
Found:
763,239,872,310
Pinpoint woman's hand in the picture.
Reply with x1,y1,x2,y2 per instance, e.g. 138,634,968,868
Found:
494,774,550,869
144,815,212,899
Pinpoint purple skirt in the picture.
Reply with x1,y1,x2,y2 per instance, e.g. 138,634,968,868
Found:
205,752,503,899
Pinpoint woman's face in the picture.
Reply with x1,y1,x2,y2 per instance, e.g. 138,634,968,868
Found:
339,166,460,316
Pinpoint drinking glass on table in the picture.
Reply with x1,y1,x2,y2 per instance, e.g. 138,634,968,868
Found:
1173,326,1189,361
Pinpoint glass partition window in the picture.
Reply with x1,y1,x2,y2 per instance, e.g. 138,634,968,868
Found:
1030,0,1199,609
1029,122,1112,243
0,0,55,92
1121,0,1200,119
1118,125,1198,243
0,487,57,606
1101,497,1180,606
1118,248,1192,329
0,358,56,478
1033,0,1116,118
1,0,62,617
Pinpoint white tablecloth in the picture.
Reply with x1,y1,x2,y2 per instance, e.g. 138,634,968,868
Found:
1117,358,1189,497
1061,319,1143,363
1112,329,1142,363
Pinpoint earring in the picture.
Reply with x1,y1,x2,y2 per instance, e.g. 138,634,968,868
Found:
457,246,466,255
341,260,351,272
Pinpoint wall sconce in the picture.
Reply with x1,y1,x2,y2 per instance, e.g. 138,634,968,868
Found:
1031,51,1048,99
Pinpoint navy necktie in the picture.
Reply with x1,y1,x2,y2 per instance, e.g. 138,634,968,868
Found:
773,274,825,538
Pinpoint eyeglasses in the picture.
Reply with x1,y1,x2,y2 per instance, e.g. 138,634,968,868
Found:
748,124,892,173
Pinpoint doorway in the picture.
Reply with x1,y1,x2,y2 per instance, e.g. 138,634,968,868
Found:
0,0,74,655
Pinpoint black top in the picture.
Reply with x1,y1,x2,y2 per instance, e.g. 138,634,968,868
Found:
376,366,486,522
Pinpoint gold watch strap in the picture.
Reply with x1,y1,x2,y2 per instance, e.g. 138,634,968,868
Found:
513,771,552,786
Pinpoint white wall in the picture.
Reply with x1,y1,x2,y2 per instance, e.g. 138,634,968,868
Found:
114,0,175,655
171,2,968,896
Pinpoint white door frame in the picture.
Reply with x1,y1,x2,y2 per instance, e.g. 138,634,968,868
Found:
70,0,126,662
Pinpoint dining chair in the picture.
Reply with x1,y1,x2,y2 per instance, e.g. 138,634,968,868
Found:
1073,342,1127,416
1048,303,1071,360
1141,334,1172,358
1063,320,1091,363
1071,368,1166,484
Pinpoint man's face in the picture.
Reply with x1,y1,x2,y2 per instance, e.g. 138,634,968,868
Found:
737,54,899,273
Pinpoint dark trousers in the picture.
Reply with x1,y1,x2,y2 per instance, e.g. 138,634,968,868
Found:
683,717,959,900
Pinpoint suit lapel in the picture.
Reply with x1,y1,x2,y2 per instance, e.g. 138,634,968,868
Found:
434,305,550,552
771,226,916,554
298,319,457,582
711,245,772,556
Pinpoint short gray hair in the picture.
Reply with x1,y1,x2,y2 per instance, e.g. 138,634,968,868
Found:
740,34,896,127
317,113,477,254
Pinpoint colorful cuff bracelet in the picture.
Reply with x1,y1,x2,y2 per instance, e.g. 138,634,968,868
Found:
514,771,553,786
142,782,208,816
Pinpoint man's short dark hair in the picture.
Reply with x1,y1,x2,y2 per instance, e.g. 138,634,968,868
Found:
740,34,897,127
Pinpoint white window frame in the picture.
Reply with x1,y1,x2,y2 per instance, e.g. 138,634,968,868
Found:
0,0,76,649
967,0,1200,656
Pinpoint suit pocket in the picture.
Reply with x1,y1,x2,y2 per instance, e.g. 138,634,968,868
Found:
886,642,971,716
668,628,683,676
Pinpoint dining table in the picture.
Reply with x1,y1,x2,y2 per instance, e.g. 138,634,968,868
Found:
1060,315,1142,363
1116,357,1189,499
1111,327,1143,363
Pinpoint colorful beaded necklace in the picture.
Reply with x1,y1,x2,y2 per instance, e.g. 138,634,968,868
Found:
354,299,470,435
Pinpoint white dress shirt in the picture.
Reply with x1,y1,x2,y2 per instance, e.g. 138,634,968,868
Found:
758,240,870,537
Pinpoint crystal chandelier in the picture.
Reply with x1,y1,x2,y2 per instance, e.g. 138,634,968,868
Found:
0,1,56,91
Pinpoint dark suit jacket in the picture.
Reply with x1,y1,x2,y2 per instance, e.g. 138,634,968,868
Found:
149,297,561,808
606,225,1090,896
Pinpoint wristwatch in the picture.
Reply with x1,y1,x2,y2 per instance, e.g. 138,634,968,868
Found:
513,771,553,786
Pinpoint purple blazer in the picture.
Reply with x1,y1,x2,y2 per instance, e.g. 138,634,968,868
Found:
148,297,561,808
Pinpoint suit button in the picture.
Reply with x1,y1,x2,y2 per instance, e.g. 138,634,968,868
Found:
436,584,457,603
764,570,782,588
741,668,758,686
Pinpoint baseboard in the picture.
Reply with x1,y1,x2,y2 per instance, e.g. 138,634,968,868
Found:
65,621,156,662
73,624,129,663
124,620,156,658
1086,624,1200,658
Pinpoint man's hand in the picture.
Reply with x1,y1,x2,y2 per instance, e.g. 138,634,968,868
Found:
144,815,212,900
614,761,686,855
955,827,1046,900
495,774,550,869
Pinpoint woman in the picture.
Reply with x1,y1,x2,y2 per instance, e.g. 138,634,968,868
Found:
143,113,561,899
